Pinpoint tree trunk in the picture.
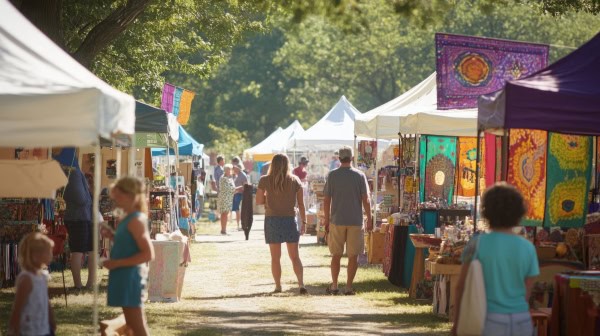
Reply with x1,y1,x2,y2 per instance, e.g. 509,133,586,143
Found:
73,0,152,68
12,0,65,48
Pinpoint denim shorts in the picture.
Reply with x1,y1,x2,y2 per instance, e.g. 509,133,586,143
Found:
264,216,300,244
483,312,533,336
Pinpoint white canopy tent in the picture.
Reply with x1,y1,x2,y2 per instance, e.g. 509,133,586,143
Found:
245,120,306,157
355,73,478,138
0,0,135,330
290,96,362,151
0,0,135,147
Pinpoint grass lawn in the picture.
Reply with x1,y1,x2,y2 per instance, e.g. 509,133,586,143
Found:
0,216,450,335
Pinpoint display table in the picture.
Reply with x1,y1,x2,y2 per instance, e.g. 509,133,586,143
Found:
550,271,600,336
426,260,461,320
409,234,442,299
148,240,187,302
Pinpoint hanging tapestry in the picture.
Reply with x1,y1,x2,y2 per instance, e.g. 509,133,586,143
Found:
358,141,377,169
419,136,457,204
435,33,549,109
160,83,196,125
484,133,497,188
544,133,592,228
456,137,478,197
507,129,547,226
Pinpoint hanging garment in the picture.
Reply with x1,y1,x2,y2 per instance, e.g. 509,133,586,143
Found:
241,184,254,240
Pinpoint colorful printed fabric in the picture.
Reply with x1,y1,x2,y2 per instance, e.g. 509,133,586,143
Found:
456,137,478,197
544,133,592,228
177,90,196,125
507,129,547,226
435,33,549,109
419,136,457,204
484,133,496,188
160,83,196,125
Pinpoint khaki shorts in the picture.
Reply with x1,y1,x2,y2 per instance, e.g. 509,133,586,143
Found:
328,224,365,257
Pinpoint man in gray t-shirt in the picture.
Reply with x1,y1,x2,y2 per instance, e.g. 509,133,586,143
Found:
232,164,248,229
323,146,372,295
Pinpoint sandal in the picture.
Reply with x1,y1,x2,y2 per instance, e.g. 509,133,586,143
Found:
299,287,308,295
344,289,356,296
272,287,282,294
325,285,339,295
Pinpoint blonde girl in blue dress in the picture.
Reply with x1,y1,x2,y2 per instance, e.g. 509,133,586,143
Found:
101,177,154,336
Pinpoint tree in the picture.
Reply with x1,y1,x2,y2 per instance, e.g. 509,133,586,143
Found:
10,0,273,101
207,124,251,159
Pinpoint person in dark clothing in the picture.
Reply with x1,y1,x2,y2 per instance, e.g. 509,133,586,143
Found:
54,148,96,290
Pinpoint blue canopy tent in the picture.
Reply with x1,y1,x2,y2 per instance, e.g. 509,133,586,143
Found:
151,125,203,156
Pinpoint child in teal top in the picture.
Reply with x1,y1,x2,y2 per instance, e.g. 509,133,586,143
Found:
101,177,154,336
453,183,539,336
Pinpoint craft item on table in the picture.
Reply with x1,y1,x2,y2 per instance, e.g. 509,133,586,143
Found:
435,33,549,109
587,235,600,270
544,133,593,228
456,137,478,197
537,228,550,242
358,141,377,169
507,129,548,226
419,136,457,205
549,227,564,242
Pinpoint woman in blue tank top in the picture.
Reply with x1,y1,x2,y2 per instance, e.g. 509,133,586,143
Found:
101,177,155,336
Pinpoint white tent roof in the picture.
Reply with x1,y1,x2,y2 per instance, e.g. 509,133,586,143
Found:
291,96,362,150
245,120,306,156
0,0,135,147
355,73,478,138
245,127,284,156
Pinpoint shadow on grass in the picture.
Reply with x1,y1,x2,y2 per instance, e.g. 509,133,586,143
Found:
160,308,449,336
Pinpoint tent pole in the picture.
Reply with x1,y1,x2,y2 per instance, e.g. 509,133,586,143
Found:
92,143,101,333
129,136,136,176
353,135,358,166
414,135,420,207
114,138,121,179
474,129,482,232
398,133,403,212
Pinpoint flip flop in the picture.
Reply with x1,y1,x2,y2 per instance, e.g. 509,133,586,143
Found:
326,285,339,295
299,287,308,295
344,289,356,296
272,287,282,294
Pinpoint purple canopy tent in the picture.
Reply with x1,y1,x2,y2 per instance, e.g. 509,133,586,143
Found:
474,33,600,229
478,32,600,135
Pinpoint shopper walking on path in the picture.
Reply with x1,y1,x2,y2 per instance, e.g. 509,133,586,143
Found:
9,233,56,336
101,177,155,336
232,164,248,230
217,164,236,235
212,155,225,193
256,154,307,294
323,146,371,296
452,183,539,336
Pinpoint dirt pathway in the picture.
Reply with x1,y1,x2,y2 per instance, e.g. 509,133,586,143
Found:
166,216,450,336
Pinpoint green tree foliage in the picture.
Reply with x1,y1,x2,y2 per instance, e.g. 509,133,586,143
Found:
12,0,272,102
207,124,251,159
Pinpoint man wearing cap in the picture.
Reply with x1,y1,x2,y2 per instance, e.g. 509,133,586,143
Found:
323,146,372,295
293,157,310,183
232,164,248,230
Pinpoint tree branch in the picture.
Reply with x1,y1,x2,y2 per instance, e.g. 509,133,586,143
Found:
13,0,65,48
72,0,152,67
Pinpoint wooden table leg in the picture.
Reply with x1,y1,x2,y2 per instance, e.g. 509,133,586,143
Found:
409,247,425,298
449,274,459,321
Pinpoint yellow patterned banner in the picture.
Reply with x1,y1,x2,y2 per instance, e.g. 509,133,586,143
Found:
177,90,196,125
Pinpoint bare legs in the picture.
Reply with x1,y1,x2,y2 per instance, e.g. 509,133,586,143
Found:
330,254,342,290
287,243,304,288
269,243,304,291
330,254,358,291
71,252,96,289
220,211,228,234
235,210,241,229
269,244,282,290
123,307,149,336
